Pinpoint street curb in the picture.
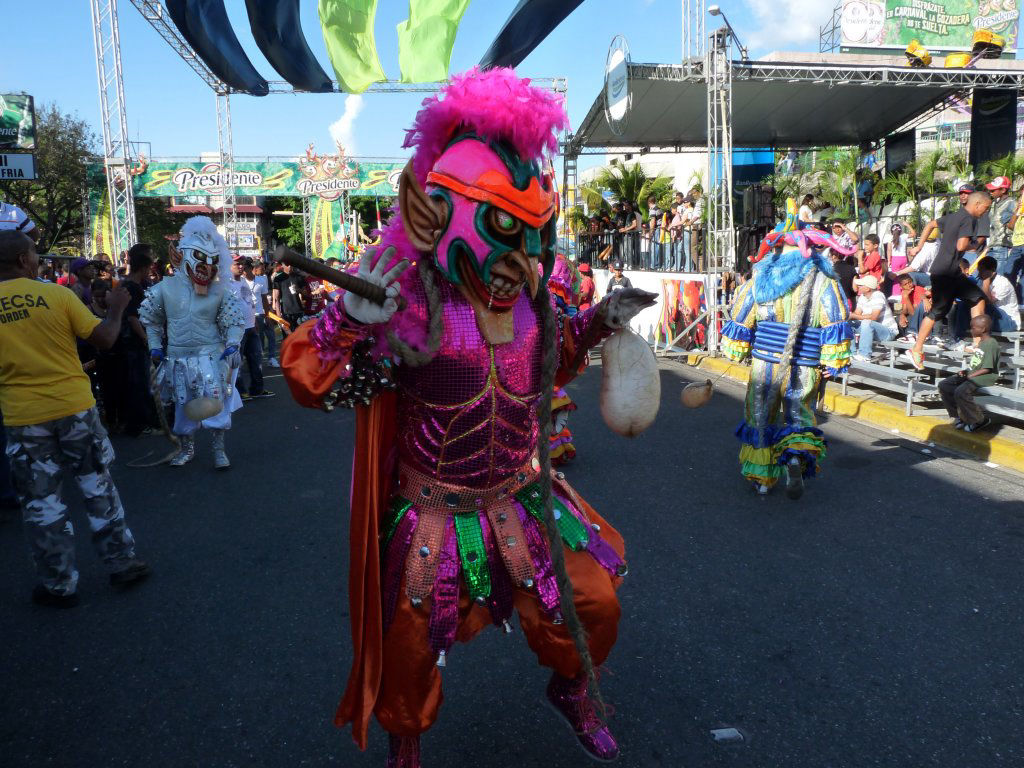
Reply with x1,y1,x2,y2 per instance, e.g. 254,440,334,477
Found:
682,353,1024,473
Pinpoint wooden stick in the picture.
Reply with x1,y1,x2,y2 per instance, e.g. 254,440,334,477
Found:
272,245,407,310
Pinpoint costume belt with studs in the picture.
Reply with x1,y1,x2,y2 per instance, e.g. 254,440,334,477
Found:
378,462,628,668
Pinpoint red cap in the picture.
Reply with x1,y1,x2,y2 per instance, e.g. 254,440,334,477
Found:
986,176,1011,191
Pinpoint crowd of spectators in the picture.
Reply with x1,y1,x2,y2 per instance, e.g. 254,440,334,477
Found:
792,177,1022,367
578,186,706,272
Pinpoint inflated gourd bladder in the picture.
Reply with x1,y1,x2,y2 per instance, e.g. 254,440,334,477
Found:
600,329,660,437
183,397,223,422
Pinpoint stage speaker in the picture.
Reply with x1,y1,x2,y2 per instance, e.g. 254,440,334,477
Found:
741,184,775,227
758,185,775,225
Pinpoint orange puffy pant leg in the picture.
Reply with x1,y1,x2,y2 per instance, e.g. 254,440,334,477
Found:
374,544,622,737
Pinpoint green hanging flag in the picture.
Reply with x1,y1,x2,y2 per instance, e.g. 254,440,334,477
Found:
318,0,386,94
397,0,470,84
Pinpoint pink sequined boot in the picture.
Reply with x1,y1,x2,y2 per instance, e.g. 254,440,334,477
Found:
545,673,619,762
386,733,421,768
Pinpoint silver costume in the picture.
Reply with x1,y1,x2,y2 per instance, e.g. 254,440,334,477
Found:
139,216,246,467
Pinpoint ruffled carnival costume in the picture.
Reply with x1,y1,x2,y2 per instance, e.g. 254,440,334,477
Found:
139,216,246,468
547,254,584,465
280,70,628,766
721,226,854,494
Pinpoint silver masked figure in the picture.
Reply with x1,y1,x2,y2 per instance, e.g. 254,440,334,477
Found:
139,216,246,468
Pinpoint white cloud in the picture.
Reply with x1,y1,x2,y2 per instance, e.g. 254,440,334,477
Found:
329,94,364,155
740,0,836,51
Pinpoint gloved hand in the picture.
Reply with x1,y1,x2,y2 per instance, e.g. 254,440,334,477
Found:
602,288,659,329
343,246,410,325
220,345,241,369
150,348,165,362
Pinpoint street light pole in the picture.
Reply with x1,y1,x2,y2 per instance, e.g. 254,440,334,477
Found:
707,5,748,61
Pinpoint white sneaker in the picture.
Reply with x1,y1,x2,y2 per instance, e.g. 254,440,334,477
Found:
267,357,280,368
851,354,871,363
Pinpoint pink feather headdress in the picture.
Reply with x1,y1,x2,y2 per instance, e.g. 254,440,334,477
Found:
402,67,569,185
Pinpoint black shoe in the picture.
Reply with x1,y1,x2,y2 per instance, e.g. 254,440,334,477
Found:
110,561,151,587
32,584,79,608
251,390,276,398
963,417,992,433
785,459,805,500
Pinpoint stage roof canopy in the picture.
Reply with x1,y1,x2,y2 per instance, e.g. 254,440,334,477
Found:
566,53,1024,153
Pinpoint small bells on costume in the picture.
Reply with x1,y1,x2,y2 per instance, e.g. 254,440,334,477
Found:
322,336,397,411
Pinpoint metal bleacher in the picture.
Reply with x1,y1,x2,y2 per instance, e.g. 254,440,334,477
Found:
839,332,1024,421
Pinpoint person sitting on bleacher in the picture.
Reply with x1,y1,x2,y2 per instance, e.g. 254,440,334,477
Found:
938,315,1001,433
850,275,898,363
976,256,1022,332
896,274,928,339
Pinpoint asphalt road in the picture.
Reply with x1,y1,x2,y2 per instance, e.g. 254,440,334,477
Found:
2,360,1023,768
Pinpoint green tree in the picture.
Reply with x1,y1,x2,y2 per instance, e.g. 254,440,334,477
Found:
873,165,920,229
579,160,674,219
978,150,1024,187
0,103,98,251
270,196,306,250
816,147,859,219
349,195,394,239
135,198,184,251
945,144,971,188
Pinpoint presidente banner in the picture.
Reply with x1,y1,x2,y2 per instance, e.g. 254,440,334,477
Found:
841,0,1021,52
92,151,404,200
0,93,35,150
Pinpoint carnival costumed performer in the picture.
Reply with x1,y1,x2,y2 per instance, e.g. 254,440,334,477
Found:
548,254,583,465
139,216,246,469
280,69,656,767
721,219,855,498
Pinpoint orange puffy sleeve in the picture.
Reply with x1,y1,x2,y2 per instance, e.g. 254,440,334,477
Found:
280,319,360,408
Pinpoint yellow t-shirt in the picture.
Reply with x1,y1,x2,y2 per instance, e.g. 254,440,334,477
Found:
0,278,101,426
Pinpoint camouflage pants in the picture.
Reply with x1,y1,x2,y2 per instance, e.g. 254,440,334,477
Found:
5,407,138,595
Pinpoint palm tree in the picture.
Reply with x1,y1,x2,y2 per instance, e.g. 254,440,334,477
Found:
914,148,945,221
579,160,675,219
944,143,971,188
874,165,920,229
978,150,1024,185
816,146,859,219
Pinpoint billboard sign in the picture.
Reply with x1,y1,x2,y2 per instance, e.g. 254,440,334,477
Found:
0,93,35,150
841,0,1021,53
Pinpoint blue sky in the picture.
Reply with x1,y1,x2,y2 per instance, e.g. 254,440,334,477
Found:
2,0,832,170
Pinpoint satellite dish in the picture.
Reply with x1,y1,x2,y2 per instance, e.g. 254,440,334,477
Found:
604,36,631,137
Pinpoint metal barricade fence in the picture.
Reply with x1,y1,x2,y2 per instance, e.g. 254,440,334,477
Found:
573,229,705,272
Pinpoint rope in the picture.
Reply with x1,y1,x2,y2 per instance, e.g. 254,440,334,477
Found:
387,257,443,367
126,362,182,468
534,285,606,715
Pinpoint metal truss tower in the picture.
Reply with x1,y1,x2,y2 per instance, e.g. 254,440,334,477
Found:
215,92,238,243
301,195,312,258
706,27,735,272
90,0,138,260
681,0,706,70
705,24,735,353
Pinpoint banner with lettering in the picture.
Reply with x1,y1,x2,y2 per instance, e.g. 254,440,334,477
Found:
841,0,1020,53
89,157,403,199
